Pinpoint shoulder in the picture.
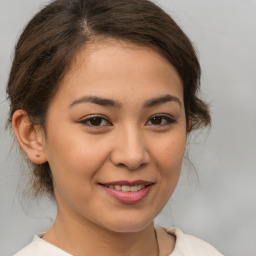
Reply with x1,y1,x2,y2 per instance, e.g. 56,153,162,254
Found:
13,237,38,256
163,227,224,256
13,234,72,256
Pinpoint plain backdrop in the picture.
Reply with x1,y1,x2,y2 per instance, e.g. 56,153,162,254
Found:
0,1,256,255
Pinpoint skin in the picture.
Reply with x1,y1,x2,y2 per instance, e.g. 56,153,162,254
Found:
13,39,187,255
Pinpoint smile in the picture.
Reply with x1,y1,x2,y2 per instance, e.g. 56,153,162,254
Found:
103,184,146,192
99,181,154,204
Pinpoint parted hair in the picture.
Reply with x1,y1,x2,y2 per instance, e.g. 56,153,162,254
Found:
6,0,210,197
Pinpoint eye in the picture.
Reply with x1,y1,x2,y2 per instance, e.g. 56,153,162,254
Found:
79,115,112,127
146,114,176,126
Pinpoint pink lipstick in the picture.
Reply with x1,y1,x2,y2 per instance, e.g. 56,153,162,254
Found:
99,180,153,204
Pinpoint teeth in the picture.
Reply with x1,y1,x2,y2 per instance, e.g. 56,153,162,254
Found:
106,184,146,192
122,185,130,192
131,186,138,192
114,185,122,191
137,185,143,190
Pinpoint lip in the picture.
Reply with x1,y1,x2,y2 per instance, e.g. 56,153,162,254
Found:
99,180,154,204
102,180,152,186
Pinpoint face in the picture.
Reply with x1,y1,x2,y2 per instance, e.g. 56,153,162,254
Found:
42,39,187,233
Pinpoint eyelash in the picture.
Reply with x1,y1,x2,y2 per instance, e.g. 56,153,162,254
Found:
79,115,112,127
146,114,176,126
79,114,176,127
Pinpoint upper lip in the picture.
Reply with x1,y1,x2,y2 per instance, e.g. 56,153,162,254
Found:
100,180,154,186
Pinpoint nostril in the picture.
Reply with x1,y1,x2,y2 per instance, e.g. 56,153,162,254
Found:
116,161,147,170
110,135,150,169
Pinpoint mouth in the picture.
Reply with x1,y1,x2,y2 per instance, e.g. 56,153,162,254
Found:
99,180,154,204
101,184,149,192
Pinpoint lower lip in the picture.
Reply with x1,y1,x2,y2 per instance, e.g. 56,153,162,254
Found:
101,185,152,204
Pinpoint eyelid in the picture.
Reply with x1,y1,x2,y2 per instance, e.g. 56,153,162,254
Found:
79,114,112,127
146,114,176,125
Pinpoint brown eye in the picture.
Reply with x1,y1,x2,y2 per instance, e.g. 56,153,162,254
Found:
89,117,104,126
146,115,175,126
151,116,163,125
80,116,112,127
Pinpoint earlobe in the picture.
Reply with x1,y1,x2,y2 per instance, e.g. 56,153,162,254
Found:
12,110,47,164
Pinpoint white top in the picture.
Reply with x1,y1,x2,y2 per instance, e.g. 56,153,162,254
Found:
163,227,223,256
13,227,223,256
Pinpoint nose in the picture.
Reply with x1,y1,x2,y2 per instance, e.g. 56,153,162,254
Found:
110,125,150,170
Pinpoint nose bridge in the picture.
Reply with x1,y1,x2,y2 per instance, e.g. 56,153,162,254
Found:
111,122,149,169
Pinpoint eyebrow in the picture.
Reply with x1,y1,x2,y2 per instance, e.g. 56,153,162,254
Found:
68,94,181,109
143,94,182,108
69,96,122,108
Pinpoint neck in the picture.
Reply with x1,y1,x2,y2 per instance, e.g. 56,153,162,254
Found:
43,210,159,256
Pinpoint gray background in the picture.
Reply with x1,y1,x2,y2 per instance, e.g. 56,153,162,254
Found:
0,0,255,255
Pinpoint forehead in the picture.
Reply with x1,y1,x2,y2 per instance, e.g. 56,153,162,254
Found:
52,39,183,106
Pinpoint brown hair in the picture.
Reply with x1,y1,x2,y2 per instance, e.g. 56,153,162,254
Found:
6,0,210,197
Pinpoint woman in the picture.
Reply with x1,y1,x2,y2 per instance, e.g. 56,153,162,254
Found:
7,0,223,255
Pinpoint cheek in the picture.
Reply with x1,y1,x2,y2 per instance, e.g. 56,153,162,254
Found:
45,127,104,172
164,139,186,166
45,138,99,206
151,132,186,195
44,131,112,197
152,132,186,170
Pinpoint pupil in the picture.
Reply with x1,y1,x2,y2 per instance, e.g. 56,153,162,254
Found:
90,117,102,126
151,116,162,125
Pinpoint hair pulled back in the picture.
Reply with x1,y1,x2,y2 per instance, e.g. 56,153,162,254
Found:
7,0,210,197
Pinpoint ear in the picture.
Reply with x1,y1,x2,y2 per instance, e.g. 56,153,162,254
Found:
12,110,47,164
186,116,193,132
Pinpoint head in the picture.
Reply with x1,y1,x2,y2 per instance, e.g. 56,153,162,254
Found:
7,0,210,221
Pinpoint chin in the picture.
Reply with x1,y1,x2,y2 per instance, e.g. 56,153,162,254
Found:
100,213,155,234
107,223,152,234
